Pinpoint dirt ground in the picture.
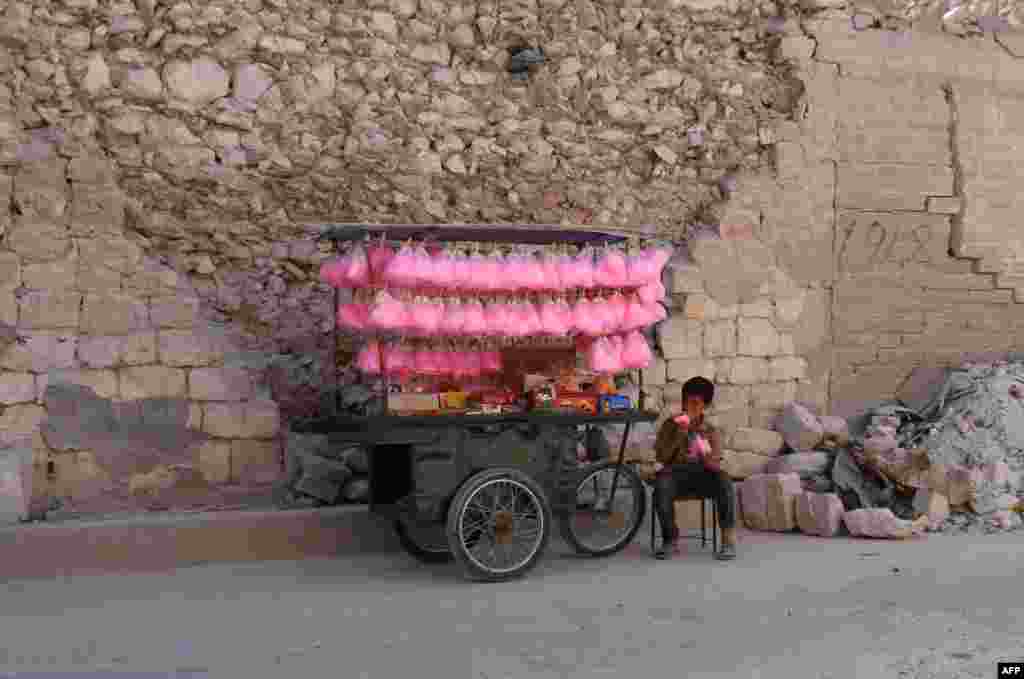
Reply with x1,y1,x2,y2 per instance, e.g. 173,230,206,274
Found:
2,529,1023,679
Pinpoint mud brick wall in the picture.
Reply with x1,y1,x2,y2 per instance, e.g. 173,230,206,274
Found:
0,0,1023,515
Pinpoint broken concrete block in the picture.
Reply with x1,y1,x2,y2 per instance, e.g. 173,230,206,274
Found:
842,508,928,539
341,475,369,503
820,416,850,447
721,449,772,480
339,446,369,474
740,473,802,532
776,402,824,451
0,446,31,524
727,427,783,456
765,451,831,478
863,432,898,456
912,489,950,530
944,465,979,508
294,474,341,504
980,461,1010,486
795,492,844,537
303,456,353,486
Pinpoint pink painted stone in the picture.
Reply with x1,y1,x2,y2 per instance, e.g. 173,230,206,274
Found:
740,473,802,532
981,462,1010,485
795,492,844,537
842,508,924,539
777,402,824,451
863,432,898,457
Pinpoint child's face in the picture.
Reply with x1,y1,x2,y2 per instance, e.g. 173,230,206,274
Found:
684,394,706,420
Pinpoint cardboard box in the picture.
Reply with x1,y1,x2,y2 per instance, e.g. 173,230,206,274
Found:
388,393,439,414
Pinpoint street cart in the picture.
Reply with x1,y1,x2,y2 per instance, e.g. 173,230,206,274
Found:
293,224,672,582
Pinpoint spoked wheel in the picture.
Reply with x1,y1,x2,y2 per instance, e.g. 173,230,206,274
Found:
560,461,646,557
446,468,552,582
394,517,454,564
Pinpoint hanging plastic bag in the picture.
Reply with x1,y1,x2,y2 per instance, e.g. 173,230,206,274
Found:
368,290,409,331
538,298,569,335
319,258,346,288
356,341,382,374
540,253,562,291
605,292,628,334
484,300,511,337
587,336,617,374
383,344,413,379
481,252,506,292
520,299,542,336
637,280,666,304
410,297,443,336
520,253,547,291
367,242,394,285
428,249,456,290
434,349,453,376
556,253,580,290
408,245,435,288
451,251,473,291
573,296,605,337
413,348,433,375
481,349,503,374
628,245,672,285
441,299,467,336
595,247,629,288
574,246,596,289
337,303,371,331
642,301,668,326
501,253,528,291
461,298,488,335
382,244,416,287
621,330,653,369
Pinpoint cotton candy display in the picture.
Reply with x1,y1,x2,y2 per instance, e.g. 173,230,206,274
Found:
381,346,502,378
621,330,653,369
355,341,382,374
627,246,671,285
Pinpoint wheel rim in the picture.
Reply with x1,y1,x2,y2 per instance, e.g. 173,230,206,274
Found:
567,466,640,551
456,477,546,575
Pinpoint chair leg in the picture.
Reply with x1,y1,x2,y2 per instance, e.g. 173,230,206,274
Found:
649,487,657,554
712,503,719,553
700,499,707,548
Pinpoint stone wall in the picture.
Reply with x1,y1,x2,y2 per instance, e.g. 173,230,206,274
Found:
0,0,1023,516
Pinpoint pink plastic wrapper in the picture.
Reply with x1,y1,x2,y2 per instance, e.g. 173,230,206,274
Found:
451,254,474,291
408,246,435,288
440,301,467,336
640,301,667,326
621,330,653,369
503,302,530,338
413,349,435,375
429,252,456,289
337,303,371,331
628,246,672,285
484,302,511,337
382,245,417,287
481,350,503,374
356,341,382,374
538,299,571,335
368,291,409,331
462,300,488,335
587,336,618,374
620,297,647,332
339,245,370,287
409,300,443,336
572,297,603,336
501,255,527,291
521,254,547,291
367,244,394,284
519,301,542,336
595,249,629,288
477,254,505,292
637,280,666,304
556,254,581,289
574,248,596,289
319,259,346,287
605,293,628,333
541,255,562,291
383,345,414,378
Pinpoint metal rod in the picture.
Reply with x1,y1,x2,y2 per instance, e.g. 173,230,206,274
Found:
608,421,633,504
332,240,342,416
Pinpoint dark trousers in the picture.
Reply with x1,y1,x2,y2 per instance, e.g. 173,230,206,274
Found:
654,463,737,542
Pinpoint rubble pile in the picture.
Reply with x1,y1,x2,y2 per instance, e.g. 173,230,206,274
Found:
735,360,1024,538
278,432,371,508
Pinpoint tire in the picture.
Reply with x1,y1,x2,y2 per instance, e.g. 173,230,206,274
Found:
559,461,646,557
445,468,552,582
394,518,454,564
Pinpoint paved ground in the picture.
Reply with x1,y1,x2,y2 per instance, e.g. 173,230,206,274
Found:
2,529,1023,679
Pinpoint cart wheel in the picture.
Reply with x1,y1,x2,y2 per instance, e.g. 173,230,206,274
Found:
446,468,552,582
559,461,646,557
393,518,454,564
